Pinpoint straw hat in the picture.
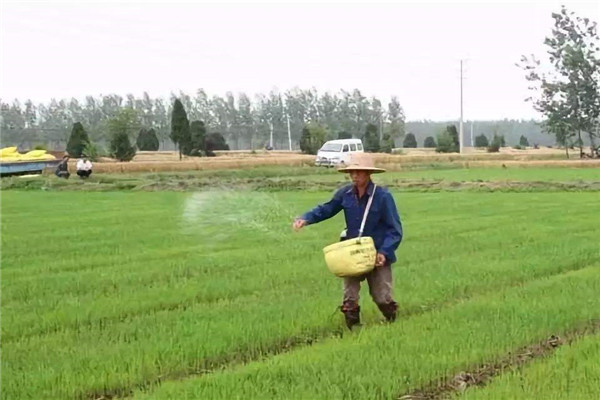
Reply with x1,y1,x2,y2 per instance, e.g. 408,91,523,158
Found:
337,153,386,173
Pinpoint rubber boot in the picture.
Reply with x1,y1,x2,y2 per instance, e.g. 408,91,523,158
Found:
377,301,398,322
340,301,360,330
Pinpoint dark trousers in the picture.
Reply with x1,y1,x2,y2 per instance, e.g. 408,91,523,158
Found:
77,170,92,178
55,170,70,179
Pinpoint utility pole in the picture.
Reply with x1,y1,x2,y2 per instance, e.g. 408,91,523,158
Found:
269,121,274,149
459,59,464,154
470,121,474,149
286,113,292,151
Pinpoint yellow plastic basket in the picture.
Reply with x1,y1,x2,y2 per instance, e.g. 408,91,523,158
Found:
323,237,376,277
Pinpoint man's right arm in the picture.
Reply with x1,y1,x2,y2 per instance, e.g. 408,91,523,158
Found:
300,187,346,226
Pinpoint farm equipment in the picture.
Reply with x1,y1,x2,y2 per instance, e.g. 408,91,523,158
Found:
0,147,60,177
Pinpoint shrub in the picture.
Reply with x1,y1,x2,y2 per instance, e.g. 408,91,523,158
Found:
110,132,136,161
487,134,504,153
423,136,436,148
403,133,417,148
136,128,160,151
474,134,489,148
107,109,138,161
189,121,207,156
204,132,229,157
436,125,459,153
82,142,104,161
519,135,530,147
380,133,394,153
299,123,327,155
363,123,380,152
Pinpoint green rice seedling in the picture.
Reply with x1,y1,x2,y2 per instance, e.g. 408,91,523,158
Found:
132,265,600,400
462,334,600,400
1,189,598,399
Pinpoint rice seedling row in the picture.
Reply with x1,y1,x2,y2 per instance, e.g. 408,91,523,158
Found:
461,334,600,400
132,265,600,400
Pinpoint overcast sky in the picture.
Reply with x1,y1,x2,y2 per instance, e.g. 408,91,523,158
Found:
1,0,598,121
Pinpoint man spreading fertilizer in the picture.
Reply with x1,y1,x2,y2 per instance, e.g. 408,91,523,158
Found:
293,153,403,329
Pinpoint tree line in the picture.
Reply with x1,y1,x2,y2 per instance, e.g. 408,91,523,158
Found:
1,89,561,153
62,100,232,161
0,89,406,152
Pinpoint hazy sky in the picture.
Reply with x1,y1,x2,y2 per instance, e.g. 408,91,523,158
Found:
1,0,598,120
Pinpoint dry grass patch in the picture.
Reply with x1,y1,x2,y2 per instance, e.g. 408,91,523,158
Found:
80,149,598,174
93,155,314,173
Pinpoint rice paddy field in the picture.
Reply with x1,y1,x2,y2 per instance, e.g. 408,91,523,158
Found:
1,163,599,399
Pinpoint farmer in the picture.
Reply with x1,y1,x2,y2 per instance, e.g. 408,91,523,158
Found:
76,157,93,178
293,153,403,329
55,155,70,179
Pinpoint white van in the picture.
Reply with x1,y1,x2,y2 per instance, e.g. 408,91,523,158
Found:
315,139,364,167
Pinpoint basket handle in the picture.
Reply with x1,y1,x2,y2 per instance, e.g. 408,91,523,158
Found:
358,184,376,239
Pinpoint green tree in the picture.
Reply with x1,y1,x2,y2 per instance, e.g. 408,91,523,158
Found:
110,132,136,161
363,123,379,152
204,132,229,156
380,133,394,153
402,133,417,148
189,120,207,156
299,126,312,154
436,125,460,153
423,136,436,148
107,108,138,161
487,134,505,153
299,123,327,155
136,128,159,151
387,96,405,140
519,135,530,147
66,122,89,157
338,131,352,139
237,93,255,149
447,125,460,149
550,116,577,158
82,142,104,161
474,134,489,148
171,99,191,159
519,6,600,158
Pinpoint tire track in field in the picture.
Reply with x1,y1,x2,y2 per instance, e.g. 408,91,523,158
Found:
81,261,600,400
398,319,600,400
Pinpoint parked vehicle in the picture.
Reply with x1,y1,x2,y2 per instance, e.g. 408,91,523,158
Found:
314,139,364,167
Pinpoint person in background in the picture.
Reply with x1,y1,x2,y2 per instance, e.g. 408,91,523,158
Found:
55,155,70,179
76,157,93,178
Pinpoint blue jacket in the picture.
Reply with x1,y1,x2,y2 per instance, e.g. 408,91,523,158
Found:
302,181,403,264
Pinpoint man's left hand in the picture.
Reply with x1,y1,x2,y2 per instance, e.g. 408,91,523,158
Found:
375,253,386,267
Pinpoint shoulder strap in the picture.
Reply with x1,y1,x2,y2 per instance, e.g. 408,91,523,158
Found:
358,184,376,238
